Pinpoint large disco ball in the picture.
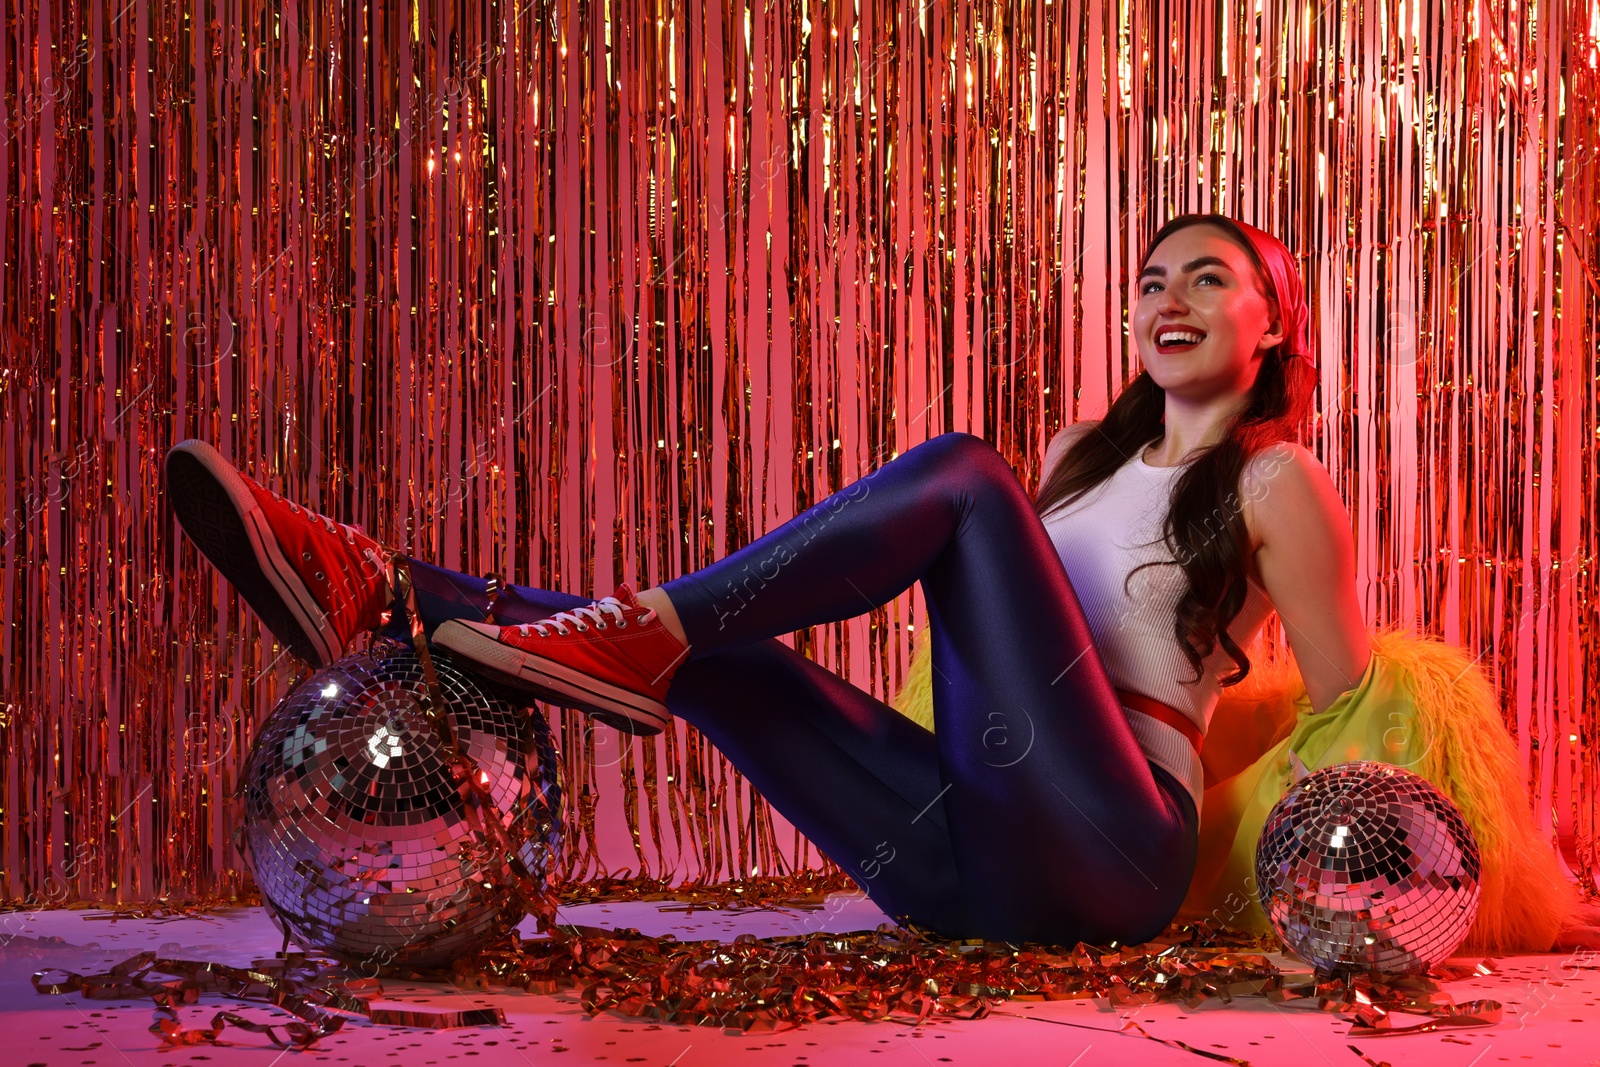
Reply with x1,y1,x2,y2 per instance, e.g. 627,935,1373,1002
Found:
239,640,562,970
1255,760,1480,977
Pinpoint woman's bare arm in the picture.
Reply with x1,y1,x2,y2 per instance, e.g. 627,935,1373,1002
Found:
1242,444,1372,714
1039,421,1101,485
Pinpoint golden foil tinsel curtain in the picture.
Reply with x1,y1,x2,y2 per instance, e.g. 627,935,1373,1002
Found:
0,0,1596,903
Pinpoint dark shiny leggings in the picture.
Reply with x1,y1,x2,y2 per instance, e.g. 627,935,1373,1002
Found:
380,431,1198,945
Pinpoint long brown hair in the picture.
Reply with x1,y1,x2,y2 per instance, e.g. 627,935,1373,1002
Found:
1034,214,1319,688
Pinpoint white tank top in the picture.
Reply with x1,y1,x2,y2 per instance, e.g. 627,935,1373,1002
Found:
1040,446,1277,812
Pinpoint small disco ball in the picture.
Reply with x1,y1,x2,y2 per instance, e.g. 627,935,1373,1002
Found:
239,640,562,970
1255,760,1480,977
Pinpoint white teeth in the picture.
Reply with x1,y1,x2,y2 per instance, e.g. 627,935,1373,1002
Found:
1157,330,1204,345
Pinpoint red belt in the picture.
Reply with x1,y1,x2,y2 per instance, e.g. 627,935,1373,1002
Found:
1116,688,1202,754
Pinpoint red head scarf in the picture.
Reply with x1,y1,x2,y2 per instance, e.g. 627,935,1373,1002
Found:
1211,217,1315,366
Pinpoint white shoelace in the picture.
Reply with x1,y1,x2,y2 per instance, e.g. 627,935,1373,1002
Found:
270,485,372,545
513,596,658,637
311,509,367,544
260,480,395,592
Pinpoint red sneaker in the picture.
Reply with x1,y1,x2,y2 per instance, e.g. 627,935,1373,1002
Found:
165,439,396,668
431,584,690,735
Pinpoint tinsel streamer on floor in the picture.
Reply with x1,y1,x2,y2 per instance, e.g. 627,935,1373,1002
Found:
23,906,1502,1055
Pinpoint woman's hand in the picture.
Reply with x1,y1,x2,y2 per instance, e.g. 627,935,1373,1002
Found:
1548,900,1600,952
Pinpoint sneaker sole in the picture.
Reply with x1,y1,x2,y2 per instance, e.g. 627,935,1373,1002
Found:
432,620,670,736
165,440,338,668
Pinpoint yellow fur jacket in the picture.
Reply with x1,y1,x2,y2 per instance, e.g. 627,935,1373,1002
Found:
888,625,1581,954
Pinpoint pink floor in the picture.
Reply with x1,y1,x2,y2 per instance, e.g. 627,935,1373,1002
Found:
1,898,1595,1066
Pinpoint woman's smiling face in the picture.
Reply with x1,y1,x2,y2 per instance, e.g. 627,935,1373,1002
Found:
1133,223,1284,400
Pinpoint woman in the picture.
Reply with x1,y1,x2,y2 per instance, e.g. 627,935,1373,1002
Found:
163,214,1378,948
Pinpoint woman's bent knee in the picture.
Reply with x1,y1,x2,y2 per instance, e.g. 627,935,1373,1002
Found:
906,433,1026,514
922,431,1007,470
